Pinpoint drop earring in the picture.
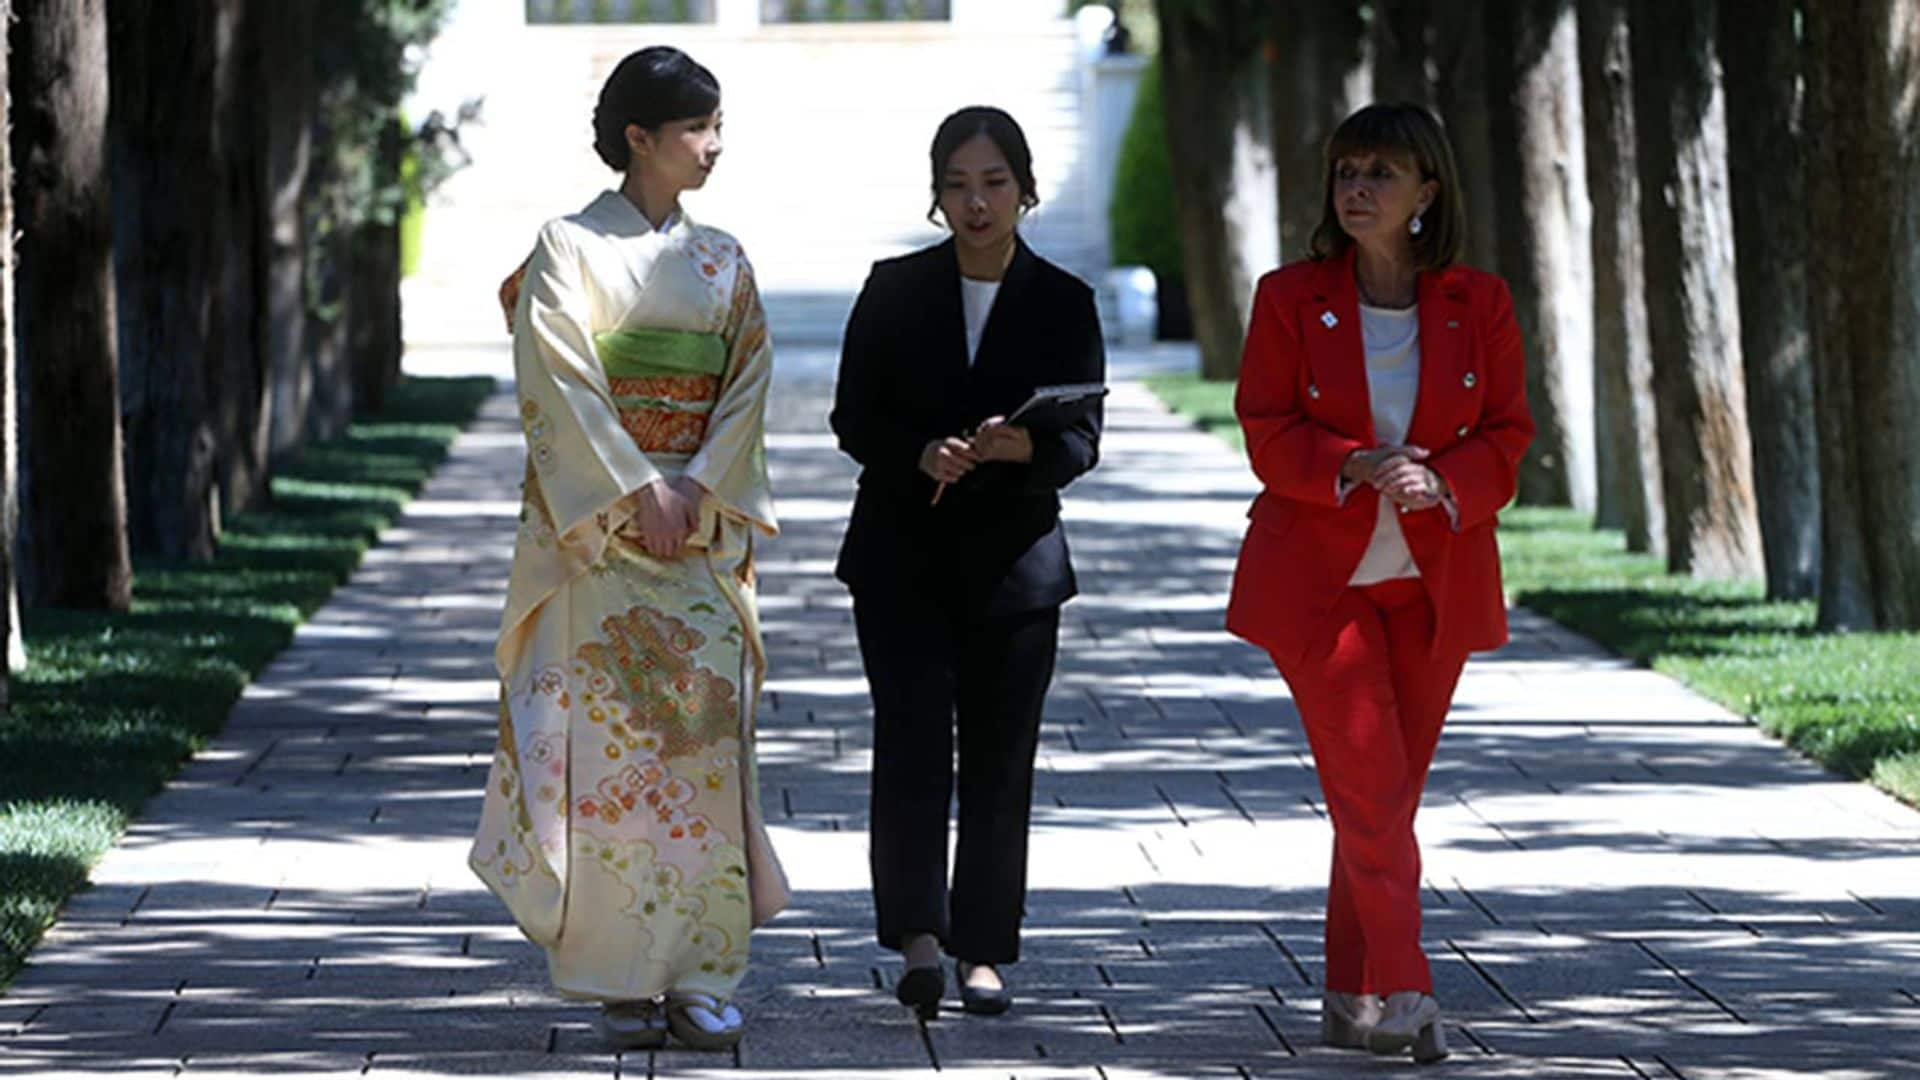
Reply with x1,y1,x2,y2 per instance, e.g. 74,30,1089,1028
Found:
1409,214,1424,236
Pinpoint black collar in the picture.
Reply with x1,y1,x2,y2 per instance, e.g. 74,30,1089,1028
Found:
933,234,1039,297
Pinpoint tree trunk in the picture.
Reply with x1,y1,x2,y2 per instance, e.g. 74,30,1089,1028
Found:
1372,0,1435,108
301,10,367,438
1485,0,1596,512
1720,0,1819,600
1629,0,1763,579
262,0,317,466
1803,0,1920,629
10,0,133,609
1431,0,1499,271
302,186,357,443
110,0,255,561
350,220,402,414
1577,0,1663,554
213,2,270,519
1157,2,1276,381
1271,1,1370,264
0,0,19,700
350,115,406,415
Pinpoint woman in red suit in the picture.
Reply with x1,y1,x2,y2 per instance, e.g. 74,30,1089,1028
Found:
1227,103,1534,1063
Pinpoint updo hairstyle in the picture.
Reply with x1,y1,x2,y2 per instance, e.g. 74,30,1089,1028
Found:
592,46,722,172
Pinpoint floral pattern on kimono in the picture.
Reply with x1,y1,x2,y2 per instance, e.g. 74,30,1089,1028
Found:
470,191,786,1003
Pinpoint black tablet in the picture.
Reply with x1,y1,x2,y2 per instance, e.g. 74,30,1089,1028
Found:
1001,382,1109,432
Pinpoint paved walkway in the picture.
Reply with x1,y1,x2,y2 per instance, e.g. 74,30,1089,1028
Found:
3,352,1918,1079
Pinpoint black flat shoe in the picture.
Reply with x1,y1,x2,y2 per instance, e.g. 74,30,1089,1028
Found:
956,960,1012,1016
896,964,944,1020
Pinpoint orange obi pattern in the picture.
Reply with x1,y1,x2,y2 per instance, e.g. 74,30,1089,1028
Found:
595,328,728,457
607,374,721,455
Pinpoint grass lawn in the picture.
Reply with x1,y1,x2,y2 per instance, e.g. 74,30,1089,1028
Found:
0,376,495,991
1144,371,1920,807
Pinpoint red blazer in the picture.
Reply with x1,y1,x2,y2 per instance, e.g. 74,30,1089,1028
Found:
1225,248,1535,665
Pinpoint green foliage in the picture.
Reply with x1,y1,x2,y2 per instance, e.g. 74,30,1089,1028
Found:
1141,383,1920,810
1143,374,1240,450
1497,506,1920,806
0,376,494,991
398,107,428,279
315,1,458,233
1110,62,1183,287
302,1,462,321
301,0,459,321
1875,752,1920,803
399,142,425,279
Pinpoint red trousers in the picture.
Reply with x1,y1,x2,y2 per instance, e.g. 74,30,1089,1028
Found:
1271,578,1468,996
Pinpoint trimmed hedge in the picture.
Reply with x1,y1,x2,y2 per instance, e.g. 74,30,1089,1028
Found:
0,376,495,991
1109,60,1183,288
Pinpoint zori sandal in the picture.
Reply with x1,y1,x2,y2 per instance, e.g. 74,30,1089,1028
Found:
597,998,669,1050
664,990,746,1051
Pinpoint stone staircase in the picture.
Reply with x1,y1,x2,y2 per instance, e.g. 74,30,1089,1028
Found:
405,11,1109,348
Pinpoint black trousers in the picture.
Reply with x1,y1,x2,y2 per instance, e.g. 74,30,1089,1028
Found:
853,592,1061,965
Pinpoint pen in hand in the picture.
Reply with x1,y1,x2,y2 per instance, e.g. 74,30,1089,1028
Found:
924,429,985,506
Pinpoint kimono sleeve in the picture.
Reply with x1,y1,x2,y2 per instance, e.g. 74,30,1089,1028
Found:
684,250,778,537
514,220,663,544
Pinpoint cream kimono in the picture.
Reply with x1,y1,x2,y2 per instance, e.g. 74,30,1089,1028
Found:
470,190,789,1003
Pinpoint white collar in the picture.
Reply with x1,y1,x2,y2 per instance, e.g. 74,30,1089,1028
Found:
585,189,687,238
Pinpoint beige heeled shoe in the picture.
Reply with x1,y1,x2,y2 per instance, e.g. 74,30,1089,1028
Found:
1320,990,1383,1049
1365,991,1449,1064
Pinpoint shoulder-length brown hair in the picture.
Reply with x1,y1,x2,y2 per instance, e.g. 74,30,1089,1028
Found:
1308,103,1466,272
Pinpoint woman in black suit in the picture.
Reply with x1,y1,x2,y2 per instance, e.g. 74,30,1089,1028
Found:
829,105,1105,1019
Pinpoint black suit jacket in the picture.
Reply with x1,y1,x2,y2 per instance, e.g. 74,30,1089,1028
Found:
830,237,1106,616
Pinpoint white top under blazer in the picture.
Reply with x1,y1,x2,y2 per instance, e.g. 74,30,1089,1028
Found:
1347,303,1422,586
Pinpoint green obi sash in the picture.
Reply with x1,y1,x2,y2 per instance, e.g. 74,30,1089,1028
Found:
595,330,726,451
594,328,727,379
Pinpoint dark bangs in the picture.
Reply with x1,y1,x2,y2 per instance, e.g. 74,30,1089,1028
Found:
1308,103,1465,271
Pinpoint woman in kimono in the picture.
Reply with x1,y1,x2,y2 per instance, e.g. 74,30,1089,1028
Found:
470,46,788,1052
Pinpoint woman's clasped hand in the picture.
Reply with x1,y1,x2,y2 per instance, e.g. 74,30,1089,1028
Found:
622,475,705,558
1342,445,1448,513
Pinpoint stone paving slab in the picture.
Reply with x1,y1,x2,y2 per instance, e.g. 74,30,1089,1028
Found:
3,354,1918,1078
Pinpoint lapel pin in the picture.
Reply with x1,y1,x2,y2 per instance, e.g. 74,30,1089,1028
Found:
1447,319,1460,329
1320,311,1338,329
